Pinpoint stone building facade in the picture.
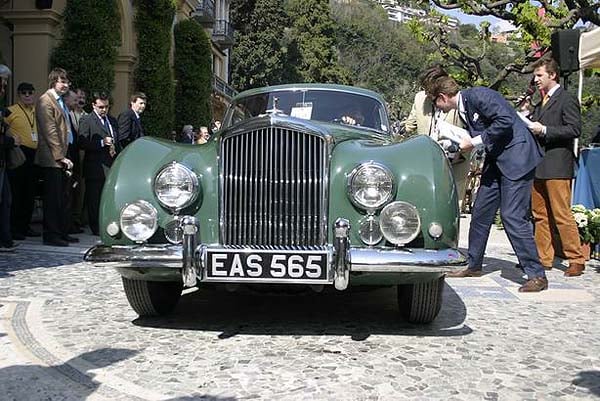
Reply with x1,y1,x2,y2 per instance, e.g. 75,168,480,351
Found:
0,0,235,119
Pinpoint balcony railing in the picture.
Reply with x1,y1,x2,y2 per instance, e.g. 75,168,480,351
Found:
212,19,234,49
190,0,215,26
213,75,237,100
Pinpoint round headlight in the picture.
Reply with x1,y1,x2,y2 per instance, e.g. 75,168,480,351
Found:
359,215,383,246
380,201,421,245
120,200,158,242
347,162,395,210
154,162,199,210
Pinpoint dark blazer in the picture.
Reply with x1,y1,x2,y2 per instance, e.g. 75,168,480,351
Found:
530,86,581,179
461,87,543,180
78,112,119,180
117,108,144,148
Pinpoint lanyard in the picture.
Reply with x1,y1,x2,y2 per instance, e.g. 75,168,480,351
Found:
17,104,35,130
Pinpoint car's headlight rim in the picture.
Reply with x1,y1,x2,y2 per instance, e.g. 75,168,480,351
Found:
119,200,158,242
153,162,199,211
347,161,395,211
379,201,421,245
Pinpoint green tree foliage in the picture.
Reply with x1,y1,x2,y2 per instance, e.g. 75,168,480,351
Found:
133,0,176,138
174,20,212,132
332,1,436,119
231,0,294,91
286,0,351,84
413,0,600,144
50,0,120,97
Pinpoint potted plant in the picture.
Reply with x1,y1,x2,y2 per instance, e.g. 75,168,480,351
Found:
571,204,600,259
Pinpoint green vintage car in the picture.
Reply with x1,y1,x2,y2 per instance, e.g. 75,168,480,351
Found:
85,84,466,323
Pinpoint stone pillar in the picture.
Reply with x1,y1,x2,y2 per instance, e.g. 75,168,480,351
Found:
113,54,137,115
0,9,63,100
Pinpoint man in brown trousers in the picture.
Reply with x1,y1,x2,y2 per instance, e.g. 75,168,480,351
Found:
34,68,79,246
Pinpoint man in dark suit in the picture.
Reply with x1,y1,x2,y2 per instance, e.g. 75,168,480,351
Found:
78,92,119,236
428,75,547,292
117,92,146,149
528,57,585,277
34,68,79,247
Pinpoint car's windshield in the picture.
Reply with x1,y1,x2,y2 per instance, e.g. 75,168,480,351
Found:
224,89,390,132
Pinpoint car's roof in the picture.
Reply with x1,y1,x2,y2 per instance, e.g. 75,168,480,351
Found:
234,83,385,104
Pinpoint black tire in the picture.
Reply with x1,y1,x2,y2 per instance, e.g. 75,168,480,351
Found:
121,277,183,317
397,276,445,324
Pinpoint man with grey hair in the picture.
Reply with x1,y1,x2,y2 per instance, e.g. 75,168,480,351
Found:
0,64,18,251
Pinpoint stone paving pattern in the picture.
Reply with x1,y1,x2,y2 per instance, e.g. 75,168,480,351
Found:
0,218,599,400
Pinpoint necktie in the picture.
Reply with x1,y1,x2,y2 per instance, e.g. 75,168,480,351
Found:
59,97,73,144
542,94,550,107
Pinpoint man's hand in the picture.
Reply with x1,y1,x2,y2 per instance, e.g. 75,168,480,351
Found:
459,137,474,152
60,158,73,170
529,121,545,136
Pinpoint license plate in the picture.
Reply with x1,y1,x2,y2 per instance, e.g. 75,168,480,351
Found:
204,248,329,282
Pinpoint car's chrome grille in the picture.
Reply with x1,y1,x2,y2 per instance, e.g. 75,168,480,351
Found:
221,127,327,246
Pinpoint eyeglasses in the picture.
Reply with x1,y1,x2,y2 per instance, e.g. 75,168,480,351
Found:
19,91,33,96
95,105,109,109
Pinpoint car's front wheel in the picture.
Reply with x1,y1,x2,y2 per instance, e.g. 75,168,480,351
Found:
122,277,183,317
397,276,445,324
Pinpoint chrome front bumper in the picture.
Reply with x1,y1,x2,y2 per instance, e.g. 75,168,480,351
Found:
85,218,467,289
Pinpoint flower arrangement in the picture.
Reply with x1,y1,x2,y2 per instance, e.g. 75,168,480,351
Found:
571,204,600,244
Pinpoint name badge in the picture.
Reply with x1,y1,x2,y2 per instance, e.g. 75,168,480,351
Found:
31,131,38,142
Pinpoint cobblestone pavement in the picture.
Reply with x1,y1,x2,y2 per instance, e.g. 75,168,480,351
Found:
1,218,599,401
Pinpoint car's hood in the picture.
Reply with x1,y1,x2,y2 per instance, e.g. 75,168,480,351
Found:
220,114,390,146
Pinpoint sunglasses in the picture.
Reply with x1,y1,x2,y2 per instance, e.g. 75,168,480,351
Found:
19,91,34,96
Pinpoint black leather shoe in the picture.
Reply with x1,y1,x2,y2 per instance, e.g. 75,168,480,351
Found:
43,238,69,247
62,235,80,243
25,228,41,237
68,227,84,234
11,232,26,240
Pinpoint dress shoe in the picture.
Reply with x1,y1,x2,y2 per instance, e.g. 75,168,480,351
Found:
564,263,585,277
11,232,26,241
0,241,19,252
62,235,80,243
43,238,69,247
518,277,548,292
25,228,41,237
447,268,483,278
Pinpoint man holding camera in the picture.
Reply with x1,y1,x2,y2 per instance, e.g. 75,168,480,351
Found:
35,68,78,247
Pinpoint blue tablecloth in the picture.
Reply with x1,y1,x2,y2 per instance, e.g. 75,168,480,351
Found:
573,147,600,208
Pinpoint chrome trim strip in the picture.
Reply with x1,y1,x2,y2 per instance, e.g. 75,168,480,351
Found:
84,245,182,268
85,244,466,275
350,248,467,272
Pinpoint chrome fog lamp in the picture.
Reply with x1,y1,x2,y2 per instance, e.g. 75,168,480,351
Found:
359,215,383,245
347,162,395,211
380,201,420,245
164,218,184,244
120,200,158,242
154,162,199,211
428,222,444,240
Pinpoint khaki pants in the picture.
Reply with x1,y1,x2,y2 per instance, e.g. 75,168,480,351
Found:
532,179,585,266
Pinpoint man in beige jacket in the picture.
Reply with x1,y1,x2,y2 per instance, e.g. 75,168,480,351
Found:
404,66,470,209
35,68,78,246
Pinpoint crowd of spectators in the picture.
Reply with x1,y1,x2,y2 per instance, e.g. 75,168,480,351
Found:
0,67,152,250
